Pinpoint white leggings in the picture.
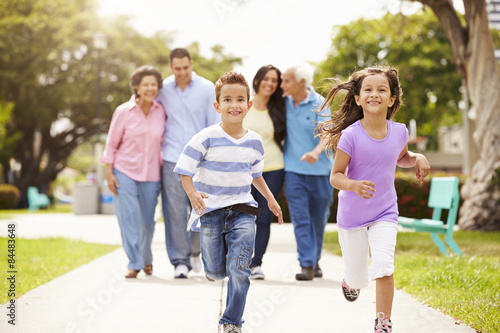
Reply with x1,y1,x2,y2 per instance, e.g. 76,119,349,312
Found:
338,221,398,289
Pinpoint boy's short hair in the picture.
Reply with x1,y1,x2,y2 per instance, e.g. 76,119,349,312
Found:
215,72,250,102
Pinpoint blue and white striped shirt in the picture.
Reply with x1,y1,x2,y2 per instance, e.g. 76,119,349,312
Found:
174,124,264,231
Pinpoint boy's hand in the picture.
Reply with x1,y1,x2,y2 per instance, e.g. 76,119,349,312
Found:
187,191,208,215
268,199,283,224
415,155,431,183
352,180,376,199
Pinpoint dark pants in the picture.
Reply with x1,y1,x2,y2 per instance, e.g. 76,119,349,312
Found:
250,169,285,268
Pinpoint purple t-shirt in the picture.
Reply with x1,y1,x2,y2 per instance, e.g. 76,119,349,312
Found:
336,120,408,230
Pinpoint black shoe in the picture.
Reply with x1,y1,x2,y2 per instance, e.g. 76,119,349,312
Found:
295,266,314,281
314,263,323,278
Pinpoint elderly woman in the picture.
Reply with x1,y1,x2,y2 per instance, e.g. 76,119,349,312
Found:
101,65,166,278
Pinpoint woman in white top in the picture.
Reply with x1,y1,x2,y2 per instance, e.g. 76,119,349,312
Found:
243,65,286,280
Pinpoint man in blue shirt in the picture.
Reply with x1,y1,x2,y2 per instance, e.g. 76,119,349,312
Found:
281,65,334,281
157,48,220,278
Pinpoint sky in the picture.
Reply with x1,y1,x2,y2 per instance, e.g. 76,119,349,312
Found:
97,0,426,81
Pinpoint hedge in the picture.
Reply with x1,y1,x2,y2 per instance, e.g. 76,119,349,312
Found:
0,184,21,209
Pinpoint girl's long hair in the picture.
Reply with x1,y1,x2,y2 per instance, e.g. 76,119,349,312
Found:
253,65,287,150
316,66,403,152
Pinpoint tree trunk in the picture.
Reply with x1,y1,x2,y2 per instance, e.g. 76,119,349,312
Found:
415,0,500,230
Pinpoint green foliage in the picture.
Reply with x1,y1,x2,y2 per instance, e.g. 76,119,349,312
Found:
0,237,119,304
0,184,20,209
323,230,500,333
187,42,243,83
0,0,242,193
315,10,463,149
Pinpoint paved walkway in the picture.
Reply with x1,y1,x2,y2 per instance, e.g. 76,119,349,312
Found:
0,213,475,333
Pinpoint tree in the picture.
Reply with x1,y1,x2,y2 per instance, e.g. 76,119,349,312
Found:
0,0,241,198
411,0,500,230
315,10,463,149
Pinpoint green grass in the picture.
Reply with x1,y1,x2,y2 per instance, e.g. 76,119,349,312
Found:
324,230,500,333
0,203,73,218
0,237,119,304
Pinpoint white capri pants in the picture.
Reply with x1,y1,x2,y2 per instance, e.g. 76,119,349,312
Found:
338,221,398,289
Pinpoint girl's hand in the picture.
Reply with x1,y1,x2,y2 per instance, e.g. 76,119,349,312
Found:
268,199,283,224
415,155,431,183
187,191,208,215
352,180,376,199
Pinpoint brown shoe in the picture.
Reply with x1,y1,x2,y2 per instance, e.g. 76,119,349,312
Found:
295,266,314,281
125,269,139,278
314,263,323,278
143,264,153,275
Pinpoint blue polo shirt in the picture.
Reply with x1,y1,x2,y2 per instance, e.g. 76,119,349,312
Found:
283,87,333,176
157,72,220,163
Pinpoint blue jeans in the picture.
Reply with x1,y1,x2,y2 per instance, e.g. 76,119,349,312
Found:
284,172,333,268
113,169,160,271
250,169,284,268
161,161,200,269
200,208,256,326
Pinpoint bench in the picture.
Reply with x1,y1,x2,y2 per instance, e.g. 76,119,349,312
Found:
398,177,462,256
27,186,50,211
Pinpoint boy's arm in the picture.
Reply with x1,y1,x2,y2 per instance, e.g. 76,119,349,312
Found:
397,145,431,183
252,177,284,224
180,175,208,215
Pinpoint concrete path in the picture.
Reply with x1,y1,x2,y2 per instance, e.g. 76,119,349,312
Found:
0,213,476,333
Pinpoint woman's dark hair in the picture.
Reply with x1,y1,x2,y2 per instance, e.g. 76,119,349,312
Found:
130,65,163,98
316,66,403,152
253,65,286,150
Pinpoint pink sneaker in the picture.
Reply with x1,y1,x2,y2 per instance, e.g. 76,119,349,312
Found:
374,312,392,333
341,279,360,302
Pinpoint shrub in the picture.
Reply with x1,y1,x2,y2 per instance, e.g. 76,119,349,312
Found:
396,171,465,223
0,184,21,209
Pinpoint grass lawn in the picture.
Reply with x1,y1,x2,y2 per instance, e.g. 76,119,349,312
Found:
0,203,73,219
0,237,119,304
324,230,500,333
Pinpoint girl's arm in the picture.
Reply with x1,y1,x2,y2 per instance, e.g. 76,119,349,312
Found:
397,145,431,183
180,175,208,215
252,176,284,224
330,149,376,199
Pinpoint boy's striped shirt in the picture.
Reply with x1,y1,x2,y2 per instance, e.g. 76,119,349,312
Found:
174,124,264,231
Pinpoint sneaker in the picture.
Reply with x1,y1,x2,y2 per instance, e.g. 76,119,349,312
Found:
174,264,189,278
314,263,323,278
205,274,214,282
223,323,242,333
250,266,265,280
295,266,314,281
374,312,392,333
341,279,360,302
190,255,202,273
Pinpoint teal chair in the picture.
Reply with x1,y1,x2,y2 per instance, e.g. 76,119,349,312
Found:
27,186,50,211
398,177,462,256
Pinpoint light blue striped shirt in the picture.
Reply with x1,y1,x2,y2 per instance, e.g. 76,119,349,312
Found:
157,72,221,163
174,124,264,231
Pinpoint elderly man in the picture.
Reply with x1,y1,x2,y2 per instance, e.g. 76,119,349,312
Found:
281,65,334,281
157,48,220,278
